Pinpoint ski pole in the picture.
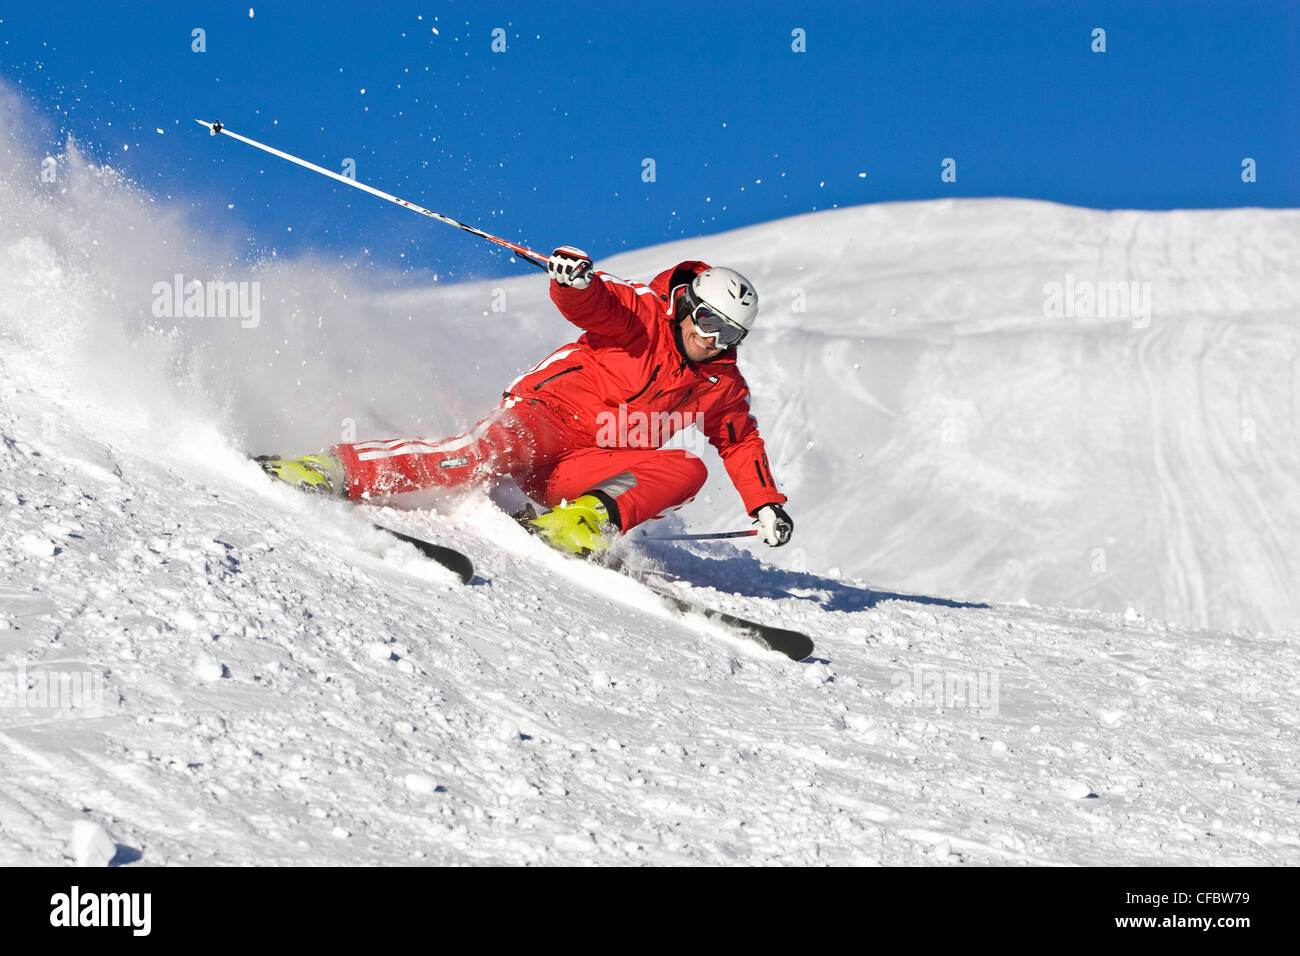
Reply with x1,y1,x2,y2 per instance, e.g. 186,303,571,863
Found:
640,530,760,541
194,119,549,269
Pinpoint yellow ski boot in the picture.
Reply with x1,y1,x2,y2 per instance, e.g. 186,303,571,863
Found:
525,494,616,556
255,452,345,496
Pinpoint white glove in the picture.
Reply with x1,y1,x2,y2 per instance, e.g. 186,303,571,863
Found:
548,246,594,289
754,503,793,547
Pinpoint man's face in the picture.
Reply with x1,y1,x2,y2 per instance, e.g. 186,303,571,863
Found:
678,315,726,362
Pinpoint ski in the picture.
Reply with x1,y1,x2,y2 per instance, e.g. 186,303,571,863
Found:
635,578,815,661
368,517,810,657
254,451,802,651
511,507,814,660
370,522,475,585
251,455,474,584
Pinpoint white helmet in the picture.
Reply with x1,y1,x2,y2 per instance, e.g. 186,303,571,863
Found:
677,267,759,347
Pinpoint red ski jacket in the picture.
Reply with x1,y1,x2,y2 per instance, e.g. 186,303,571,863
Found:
506,260,785,516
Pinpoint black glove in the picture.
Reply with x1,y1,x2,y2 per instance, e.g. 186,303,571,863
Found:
548,246,594,289
753,503,793,547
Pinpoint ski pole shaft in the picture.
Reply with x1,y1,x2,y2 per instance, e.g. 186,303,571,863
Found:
641,530,760,541
194,119,549,269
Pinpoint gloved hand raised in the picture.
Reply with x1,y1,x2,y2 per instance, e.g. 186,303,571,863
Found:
548,246,594,289
753,503,793,547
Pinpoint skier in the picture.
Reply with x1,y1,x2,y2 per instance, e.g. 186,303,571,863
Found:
259,247,793,556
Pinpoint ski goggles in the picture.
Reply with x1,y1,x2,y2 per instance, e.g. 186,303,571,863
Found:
678,287,748,348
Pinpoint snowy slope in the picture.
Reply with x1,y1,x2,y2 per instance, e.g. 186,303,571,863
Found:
3,357,1297,866
592,201,1300,635
2,92,1299,865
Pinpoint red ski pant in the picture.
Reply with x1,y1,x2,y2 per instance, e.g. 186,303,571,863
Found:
332,397,708,531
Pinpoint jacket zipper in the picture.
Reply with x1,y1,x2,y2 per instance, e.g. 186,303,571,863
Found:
625,364,661,403
532,365,583,390
666,386,694,413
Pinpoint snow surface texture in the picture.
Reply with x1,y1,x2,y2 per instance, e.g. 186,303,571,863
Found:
1,90,1298,864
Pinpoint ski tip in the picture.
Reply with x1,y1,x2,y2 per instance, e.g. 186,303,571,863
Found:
404,537,474,585
373,523,474,585
449,557,475,586
767,634,815,662
411,542,474,586
194,119,224,136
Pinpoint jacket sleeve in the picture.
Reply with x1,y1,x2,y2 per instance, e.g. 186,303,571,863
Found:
550,273,648,346
702,377,786,516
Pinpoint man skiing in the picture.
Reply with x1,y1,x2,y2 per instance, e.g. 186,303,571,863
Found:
259,246,794,556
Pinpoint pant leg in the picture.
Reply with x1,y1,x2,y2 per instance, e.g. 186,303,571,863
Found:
333,397,573,500
533,447,709,531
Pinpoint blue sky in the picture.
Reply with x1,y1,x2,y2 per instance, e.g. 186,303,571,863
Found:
3,0,1296,281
